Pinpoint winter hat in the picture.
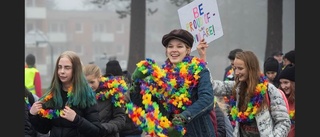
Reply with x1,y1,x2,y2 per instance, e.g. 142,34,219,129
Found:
26,54,36,66
278,64,295,82
271,51,283,56
284,50,295,64
104,60,123,77
264,57,279,72
228,48,243,60
162,29,194,48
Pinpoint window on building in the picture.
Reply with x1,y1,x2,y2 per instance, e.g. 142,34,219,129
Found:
116,23,124,33
93,23,106,33
75,23,83,33
49,22,65,33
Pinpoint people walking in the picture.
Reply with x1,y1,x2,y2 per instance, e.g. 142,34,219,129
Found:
278,64,295,137
83,63,127,137
197,44,291,137
29,51,106,137
129,29,216,137
25,53,42,98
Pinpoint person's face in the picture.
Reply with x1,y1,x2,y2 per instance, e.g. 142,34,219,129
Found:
85,74,100,91
283,58,292,67
166,39,190,67
229,59,235,67
273,55,283,63
279,79,295,95
58,57,73,87
233,58,248,82
265,71,277,81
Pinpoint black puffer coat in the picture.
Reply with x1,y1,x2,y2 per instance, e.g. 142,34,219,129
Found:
95,94,126,137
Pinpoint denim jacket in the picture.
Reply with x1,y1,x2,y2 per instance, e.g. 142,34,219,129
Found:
130,68,216,137
181,68,216,137
212,80,291,137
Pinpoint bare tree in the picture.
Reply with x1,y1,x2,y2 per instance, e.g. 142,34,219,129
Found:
127,1,146,73
90,0,191,72
265,0,283,60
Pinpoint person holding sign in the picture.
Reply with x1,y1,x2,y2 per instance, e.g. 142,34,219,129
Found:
129,29,216,137
197,42,291,137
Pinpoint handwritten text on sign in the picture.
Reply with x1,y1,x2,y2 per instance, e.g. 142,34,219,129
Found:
178,0,223,51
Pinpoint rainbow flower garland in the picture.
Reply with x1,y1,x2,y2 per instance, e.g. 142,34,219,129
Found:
225,67,234,81
95,76,128,107
229,75,268,124
126,56,206,137
289,110,295,124
37,87,73,119
25,97,31,109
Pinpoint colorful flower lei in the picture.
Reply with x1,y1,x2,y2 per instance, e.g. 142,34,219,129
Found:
225,67,234,81
289,110,295,124
25,97,31,109
229,75,268,123
37,86,73,119
95,76,128,107
126,56,206,137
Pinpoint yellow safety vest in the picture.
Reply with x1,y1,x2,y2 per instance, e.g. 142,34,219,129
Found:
25,67,39,95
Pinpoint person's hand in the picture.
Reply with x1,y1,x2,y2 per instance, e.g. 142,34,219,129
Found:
131,67,149,80
60,106,76,122
29,101,43,115
172,114,186,127
196,38,208,62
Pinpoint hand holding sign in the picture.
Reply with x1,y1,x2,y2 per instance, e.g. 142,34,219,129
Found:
178,0,223,52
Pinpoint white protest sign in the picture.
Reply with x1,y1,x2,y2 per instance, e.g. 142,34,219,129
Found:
178,0,223,52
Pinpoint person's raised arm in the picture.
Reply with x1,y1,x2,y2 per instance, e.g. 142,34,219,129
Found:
196,38,209,62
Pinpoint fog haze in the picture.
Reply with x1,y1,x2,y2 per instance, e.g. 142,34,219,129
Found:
25,0,295,88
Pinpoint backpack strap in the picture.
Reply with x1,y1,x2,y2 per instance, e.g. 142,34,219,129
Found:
266,87,289,113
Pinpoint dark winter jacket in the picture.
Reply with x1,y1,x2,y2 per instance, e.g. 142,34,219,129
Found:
29,90,105,137
95,86,126,137
119,93,142,137
215,104,234,137
25,89,37,137
25,103,37,137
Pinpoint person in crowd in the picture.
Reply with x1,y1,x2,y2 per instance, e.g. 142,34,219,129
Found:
197,43,291,137
129,29,215,137
29,51,106,137
223,49,243,81
282,50,295,68
214,96,234,137
278,64,295,137
263,56,281,88
271,50,284,69
25,86,51,137
25,53,42,98
118,69,143,137
83,63,127,137
25,86,37,137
